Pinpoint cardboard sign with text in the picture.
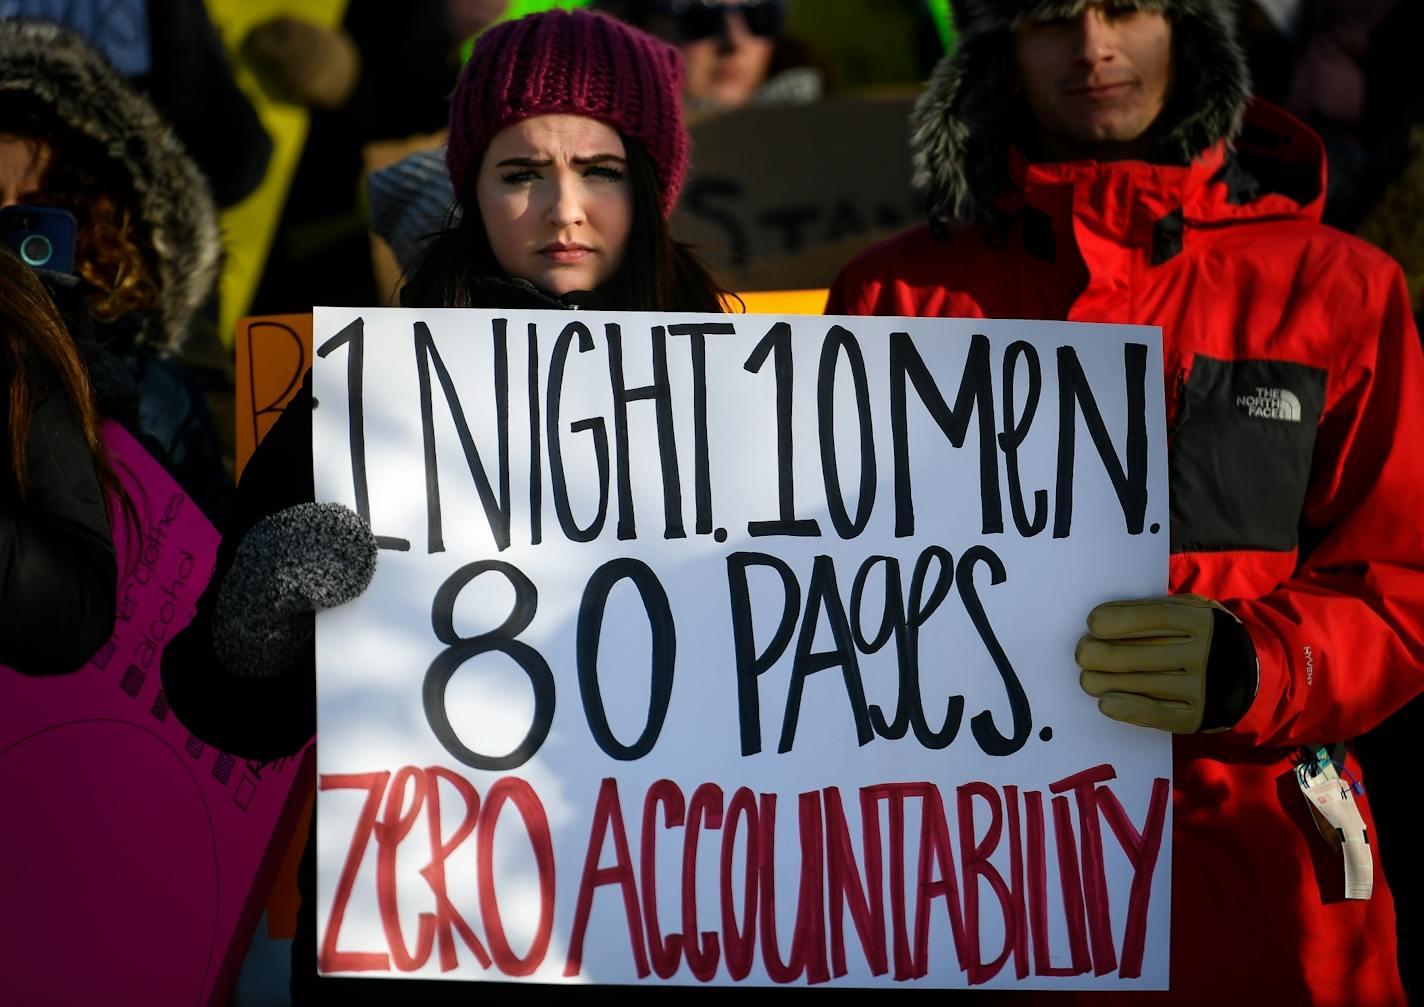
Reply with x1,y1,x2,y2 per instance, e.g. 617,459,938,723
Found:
676,95,918,291
0,422,313,1006
312,308,1171,989
235,300,827,476
235,313,314,478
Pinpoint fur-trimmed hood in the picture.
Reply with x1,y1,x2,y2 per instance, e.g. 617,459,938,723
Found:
0,20,221,349
912,0,1251,225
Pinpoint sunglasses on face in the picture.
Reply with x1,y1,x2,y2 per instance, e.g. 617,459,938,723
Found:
662,0,785,42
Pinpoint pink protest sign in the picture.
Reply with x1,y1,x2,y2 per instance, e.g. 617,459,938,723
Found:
0,422,312,1006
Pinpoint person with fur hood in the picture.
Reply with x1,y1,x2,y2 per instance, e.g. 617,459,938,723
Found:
0,19,232,525
828,1,1424,1003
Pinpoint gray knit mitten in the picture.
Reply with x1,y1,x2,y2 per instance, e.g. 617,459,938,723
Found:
212,503,378,677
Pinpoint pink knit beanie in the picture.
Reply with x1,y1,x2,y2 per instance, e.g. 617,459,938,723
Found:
446,9,689,216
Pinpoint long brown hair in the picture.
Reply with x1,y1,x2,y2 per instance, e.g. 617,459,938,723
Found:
0,248,130,529
404,134,727,312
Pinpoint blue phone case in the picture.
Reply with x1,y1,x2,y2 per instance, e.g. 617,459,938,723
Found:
0,205,78,275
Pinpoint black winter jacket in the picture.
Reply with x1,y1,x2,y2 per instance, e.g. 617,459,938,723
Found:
0,362,116,675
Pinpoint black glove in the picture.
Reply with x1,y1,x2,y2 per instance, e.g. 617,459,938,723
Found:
212,502,377,677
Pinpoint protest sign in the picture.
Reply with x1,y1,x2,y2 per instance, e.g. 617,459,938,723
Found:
311,307,1171,989
677,95,919,290
738,290,828,315
206,0,349,345
0,422,313,1006
235,313,314,477
235,299,828,474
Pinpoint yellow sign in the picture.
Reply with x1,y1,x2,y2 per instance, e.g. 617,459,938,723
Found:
206,0,350,348
733,289,828,315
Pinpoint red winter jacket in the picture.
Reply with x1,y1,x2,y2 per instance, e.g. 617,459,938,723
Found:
828,101,1424,1006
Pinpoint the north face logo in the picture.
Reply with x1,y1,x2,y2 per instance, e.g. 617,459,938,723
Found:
1236,386,1301,421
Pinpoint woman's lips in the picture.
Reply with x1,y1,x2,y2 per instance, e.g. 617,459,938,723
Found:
539,245,591,264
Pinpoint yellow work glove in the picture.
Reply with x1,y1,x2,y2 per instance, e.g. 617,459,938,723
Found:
1074,595,1259,734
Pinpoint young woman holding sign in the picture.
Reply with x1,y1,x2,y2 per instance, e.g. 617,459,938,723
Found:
162,9,725,1001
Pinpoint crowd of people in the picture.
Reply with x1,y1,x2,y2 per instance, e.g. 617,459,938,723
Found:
4,1,1424,1004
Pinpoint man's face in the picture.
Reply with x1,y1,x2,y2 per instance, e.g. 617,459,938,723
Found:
1012,4,1175,161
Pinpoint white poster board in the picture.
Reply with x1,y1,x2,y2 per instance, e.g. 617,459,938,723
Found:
312,307,1171,990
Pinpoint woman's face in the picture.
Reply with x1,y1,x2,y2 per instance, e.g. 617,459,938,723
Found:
475,115,634,296
0,134,51,208
680,2,776,109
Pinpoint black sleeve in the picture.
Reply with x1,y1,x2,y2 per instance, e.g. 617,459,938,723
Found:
160,380,316,760
0,375,117,676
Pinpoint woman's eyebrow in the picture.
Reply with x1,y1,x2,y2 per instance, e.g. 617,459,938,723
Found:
494,153,627,167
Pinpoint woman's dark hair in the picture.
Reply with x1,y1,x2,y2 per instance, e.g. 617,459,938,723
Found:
0,248,133,532
618,137,728,312
403,135,727,312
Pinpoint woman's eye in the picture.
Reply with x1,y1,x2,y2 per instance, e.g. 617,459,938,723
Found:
585,165,625,182
500,170,539,185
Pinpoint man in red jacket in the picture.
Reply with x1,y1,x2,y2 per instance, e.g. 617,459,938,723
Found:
828,2,1424,1003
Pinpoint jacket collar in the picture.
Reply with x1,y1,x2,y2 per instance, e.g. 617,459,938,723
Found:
986,99,1326,265
1003,141,1228,259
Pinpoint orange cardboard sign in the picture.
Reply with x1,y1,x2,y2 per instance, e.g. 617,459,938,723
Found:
234,314,313,478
